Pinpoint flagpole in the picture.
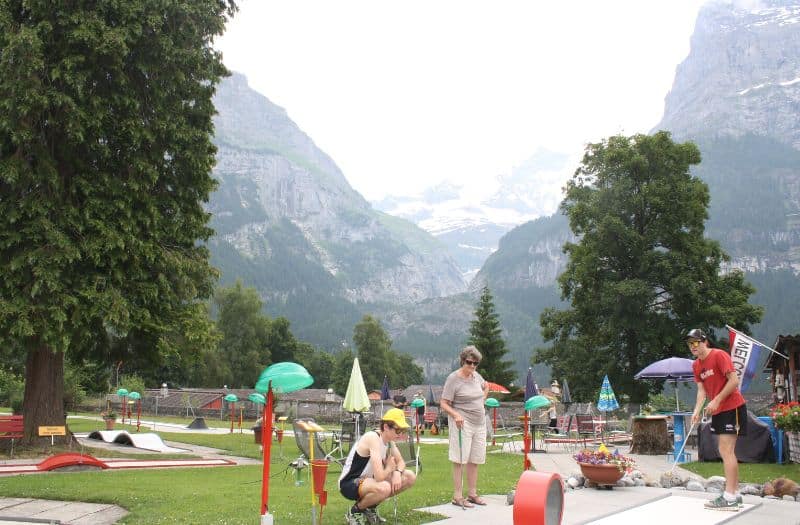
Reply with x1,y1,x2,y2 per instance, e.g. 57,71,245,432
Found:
726,325,789,359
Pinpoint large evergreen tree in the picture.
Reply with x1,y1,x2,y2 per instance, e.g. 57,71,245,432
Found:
536,132,762,402
468,286,515,387
0,1,237,442
332,315,423,396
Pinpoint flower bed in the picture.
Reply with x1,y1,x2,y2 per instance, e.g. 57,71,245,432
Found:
573,447,636,474
771,402,800,432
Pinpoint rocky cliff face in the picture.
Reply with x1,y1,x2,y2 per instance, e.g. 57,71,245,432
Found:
209,74,466,309
656,0,800,273
659,1,800,148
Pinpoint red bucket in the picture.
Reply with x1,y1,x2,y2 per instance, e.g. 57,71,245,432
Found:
310,459,329,496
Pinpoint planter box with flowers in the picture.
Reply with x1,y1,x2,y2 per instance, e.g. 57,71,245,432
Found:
101,412,117,430
771,402,800,463
574,446,636,487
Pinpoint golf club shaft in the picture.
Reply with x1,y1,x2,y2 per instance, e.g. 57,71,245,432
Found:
458,426,465,510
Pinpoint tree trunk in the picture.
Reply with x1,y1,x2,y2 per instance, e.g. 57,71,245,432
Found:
629,416,672,455
22,344,68,445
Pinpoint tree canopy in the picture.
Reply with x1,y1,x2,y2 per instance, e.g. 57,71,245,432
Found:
331,315,423,395
0,1,237,441
468,286,515,387
535,132,762,402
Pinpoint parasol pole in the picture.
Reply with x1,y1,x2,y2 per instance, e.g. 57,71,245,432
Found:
492,407,497,446
309,423,317,525
261,381,273,521
523,409,531,470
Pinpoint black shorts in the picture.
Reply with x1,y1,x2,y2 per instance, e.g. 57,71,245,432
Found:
340,477,364,501
710,404,747,436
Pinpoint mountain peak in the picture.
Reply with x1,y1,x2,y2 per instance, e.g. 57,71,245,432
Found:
657,0,800,148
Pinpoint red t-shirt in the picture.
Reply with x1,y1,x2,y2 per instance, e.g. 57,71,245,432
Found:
693,348,746,413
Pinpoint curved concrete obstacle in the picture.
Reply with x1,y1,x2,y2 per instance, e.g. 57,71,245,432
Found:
87,430,190,453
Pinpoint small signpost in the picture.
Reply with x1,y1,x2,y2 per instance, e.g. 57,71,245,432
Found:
39,426,66,446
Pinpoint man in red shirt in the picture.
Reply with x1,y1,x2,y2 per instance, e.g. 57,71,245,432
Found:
688,328,747,511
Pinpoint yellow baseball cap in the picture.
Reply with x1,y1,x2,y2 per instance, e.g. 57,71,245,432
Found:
381,408,410,429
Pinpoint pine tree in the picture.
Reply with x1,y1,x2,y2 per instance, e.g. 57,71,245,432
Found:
468,286,515,386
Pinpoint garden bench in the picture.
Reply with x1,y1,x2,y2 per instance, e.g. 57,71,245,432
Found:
0,415,24,457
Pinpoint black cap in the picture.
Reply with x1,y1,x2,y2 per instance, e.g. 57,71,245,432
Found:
684,328,706,341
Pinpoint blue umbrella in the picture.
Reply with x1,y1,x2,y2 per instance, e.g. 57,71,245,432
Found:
525,368,539,400
634,357,695,411
634,357,694,380
597,375,619,442
561,378,572,405
427,384,437,407
597,375,619,412
380,375,391,401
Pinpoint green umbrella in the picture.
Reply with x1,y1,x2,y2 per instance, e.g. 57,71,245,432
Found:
254,362,313,522
116,388,129,396
485,398,500,408
409,398,425,408
255,362,313,394
248,393,266,405
128,391,141,400
224,394,239,402
524,395,551,410
342,358,370,413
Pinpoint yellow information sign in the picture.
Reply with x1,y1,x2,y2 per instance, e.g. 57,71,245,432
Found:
38,426,66,436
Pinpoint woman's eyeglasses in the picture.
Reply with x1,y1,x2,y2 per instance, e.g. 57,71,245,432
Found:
464,359,480,366
387,424,407,434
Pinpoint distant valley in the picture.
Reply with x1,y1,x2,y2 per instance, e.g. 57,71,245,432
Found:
207,1,800,387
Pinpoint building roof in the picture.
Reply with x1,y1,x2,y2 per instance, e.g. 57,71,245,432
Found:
765,334,800,369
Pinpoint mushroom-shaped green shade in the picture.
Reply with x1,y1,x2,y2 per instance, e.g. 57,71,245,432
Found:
255,362,313,394
116,388,129,396
224,394,238,402
409,398,425,408
485,397,500,408
128,391,141,400
524,395,551,410
248,393,266,405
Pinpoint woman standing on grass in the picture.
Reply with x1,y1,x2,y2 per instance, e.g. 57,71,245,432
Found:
439,345,488,508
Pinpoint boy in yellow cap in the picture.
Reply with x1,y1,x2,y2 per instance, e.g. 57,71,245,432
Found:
339,408,417,524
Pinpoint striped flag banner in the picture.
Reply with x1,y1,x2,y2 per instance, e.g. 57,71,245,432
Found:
727,326,769,393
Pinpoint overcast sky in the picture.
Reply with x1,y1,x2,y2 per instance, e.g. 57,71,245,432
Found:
216,1,707,201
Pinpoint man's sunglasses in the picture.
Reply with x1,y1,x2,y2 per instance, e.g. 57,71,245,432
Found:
687,340,700,348
464,359,480,366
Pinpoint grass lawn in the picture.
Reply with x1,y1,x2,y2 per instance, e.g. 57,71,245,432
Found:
680,460,800,484
0,442,521,524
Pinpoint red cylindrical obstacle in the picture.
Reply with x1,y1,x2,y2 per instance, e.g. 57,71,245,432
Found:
276,429,284,443
310,459,329,497
513,471,563,525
